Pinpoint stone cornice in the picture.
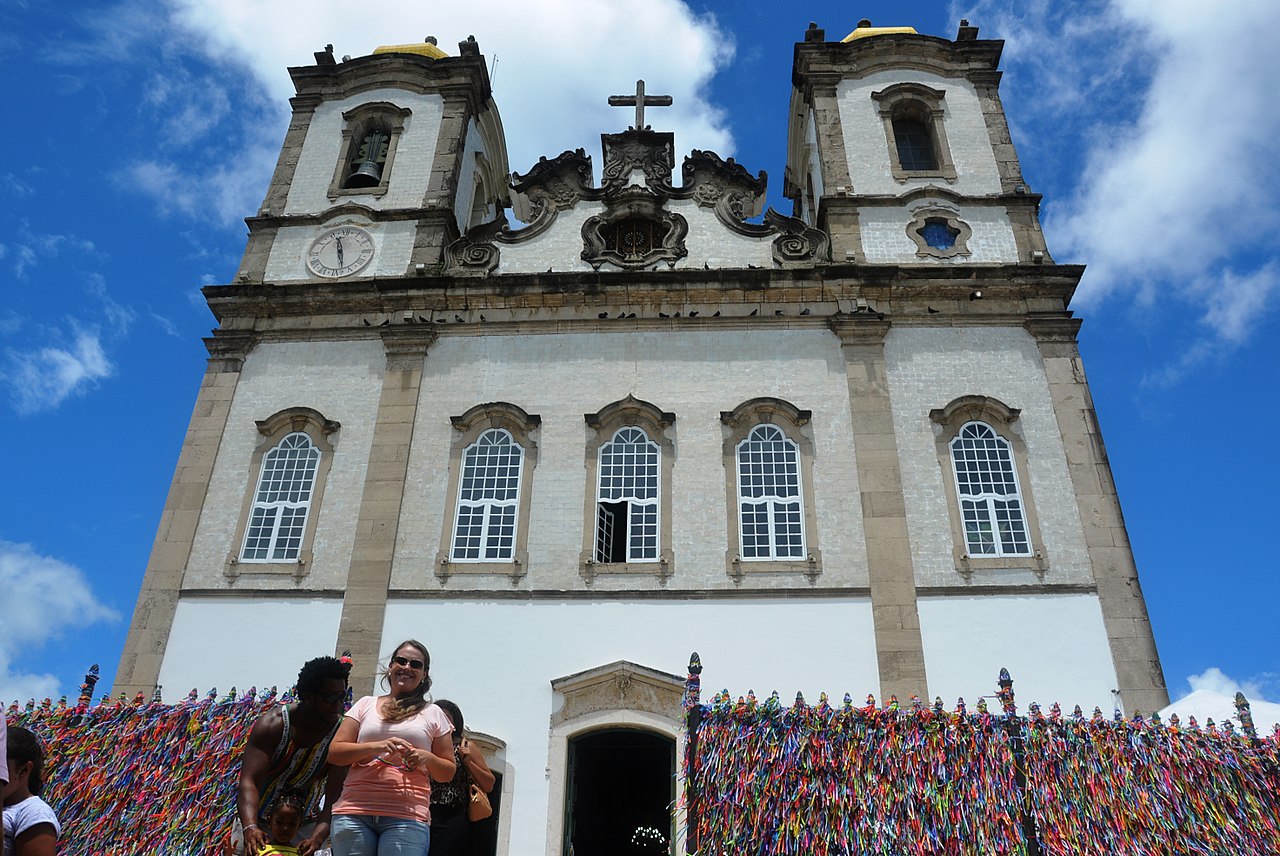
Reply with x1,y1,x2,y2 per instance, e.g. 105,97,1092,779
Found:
793,33,1005,93
287,48,492,111
202,262,1085,328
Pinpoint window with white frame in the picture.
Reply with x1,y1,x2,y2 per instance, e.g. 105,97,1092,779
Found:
241,432,320,562
451,428,524,561
949,421,1031,556
736,424,805,559
595,427,660,563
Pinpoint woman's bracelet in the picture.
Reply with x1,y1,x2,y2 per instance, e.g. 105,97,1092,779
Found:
244,824,259,832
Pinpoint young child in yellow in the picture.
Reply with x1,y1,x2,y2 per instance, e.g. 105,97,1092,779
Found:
257,792,305,855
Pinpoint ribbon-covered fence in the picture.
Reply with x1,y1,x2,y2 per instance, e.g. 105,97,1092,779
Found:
5,666,292,855
680,654,1280,856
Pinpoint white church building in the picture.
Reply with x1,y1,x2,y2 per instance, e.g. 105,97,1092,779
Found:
116,18,1167,856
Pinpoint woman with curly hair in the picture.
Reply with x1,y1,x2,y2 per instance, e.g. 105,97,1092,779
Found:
327,640,455,855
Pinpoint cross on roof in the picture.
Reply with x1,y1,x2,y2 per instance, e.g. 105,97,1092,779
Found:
608,80,673,131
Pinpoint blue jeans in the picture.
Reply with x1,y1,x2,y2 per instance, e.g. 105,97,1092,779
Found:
332,813,431,856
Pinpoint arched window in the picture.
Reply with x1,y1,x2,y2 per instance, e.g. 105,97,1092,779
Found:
595,427,660,563
949,421,1031,557
451,428,524,561
241,432,321,562
720,398,821,578
871,83,957,182
581,396,675,577
436,402,540,579
736,425,805,560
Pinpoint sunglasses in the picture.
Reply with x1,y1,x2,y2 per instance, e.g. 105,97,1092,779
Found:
391,655,425,670
318,689,347,704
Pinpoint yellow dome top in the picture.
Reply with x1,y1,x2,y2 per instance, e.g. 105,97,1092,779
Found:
841,20,917,42
373,38,448,59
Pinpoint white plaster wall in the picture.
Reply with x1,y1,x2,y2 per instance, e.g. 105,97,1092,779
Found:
918,593,1120,712
382,597,879,856
453,118,488,233
498,201,605,274
883,327,1092,587
393,328,867,591
265,219,417,282
158,596,345,700
496,200,774,274
859,204,1019,264
284,89,444,215
186,340,385,589
837,71,1002,197
803,111,824,224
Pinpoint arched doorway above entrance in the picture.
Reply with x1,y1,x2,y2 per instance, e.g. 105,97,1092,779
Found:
545,661,685,856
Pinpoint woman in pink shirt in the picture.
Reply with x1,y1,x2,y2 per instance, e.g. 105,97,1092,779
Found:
327,640,456,855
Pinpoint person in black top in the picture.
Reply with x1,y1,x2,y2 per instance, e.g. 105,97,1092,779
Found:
428,700,495,856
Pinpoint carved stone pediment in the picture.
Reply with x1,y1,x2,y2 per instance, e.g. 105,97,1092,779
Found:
601,130,675,195
550,660,685,726
683,149,766,217
581,190,688,270
448,130,831,275
511,148,597,223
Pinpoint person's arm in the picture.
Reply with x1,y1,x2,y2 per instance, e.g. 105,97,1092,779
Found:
458,739,496,793
297,764,347,856
12,822,57,856
419,731,457,782
238,709,282,856
326,716,414,766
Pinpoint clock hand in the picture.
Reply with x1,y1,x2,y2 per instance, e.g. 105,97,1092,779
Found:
335,237,344,266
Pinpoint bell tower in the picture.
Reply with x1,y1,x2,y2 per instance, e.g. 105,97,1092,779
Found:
235,37,511,287
786,19,1052,266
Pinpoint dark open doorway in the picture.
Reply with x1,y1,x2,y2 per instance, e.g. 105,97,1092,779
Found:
564,728,675,856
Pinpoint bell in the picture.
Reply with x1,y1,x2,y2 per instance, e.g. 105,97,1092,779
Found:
345,159,382,188
344,128,388,189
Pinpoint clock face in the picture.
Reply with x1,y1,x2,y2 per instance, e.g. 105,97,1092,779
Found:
306,225,375,278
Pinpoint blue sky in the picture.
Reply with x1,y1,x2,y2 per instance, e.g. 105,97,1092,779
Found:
1,0,1276,710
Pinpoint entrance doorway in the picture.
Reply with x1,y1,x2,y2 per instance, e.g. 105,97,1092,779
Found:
563,728,675,856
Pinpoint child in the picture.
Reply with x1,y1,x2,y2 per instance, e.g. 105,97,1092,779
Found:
3,725,59,856
257,791,306,855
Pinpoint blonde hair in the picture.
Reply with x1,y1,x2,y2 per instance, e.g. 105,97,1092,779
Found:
379,639,432,724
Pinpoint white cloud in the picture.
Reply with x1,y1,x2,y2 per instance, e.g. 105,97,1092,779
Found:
119,140,280,227
0,540,119,705
111,0,733,226
955,0,1280,372
5,225,96,280
2,331,114,414
1182,665,1274,706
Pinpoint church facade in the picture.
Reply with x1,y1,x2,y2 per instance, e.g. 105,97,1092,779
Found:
116,19,1166,856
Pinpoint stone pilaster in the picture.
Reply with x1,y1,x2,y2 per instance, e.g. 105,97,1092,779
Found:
808,77,854,194
831,316,928,701
335,327,436,693
114,331,256,697
1026,314,1168,714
